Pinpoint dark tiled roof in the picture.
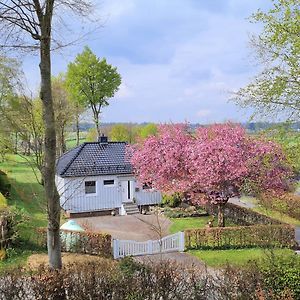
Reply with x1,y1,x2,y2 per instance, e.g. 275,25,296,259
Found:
56,142,132,177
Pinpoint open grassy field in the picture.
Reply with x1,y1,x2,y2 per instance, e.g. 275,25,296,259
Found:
189,248,295,267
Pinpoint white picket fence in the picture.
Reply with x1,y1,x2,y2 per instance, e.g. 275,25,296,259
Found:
113,231,185,259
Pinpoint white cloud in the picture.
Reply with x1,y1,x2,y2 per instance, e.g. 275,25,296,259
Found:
21,0,269,124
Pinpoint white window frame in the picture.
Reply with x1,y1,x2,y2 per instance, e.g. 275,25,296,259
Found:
103,179,116,187
84,180,97,196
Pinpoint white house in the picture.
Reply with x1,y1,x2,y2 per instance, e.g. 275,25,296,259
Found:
55,136,162,216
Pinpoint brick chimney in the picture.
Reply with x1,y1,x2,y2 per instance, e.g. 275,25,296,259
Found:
98,134,108,144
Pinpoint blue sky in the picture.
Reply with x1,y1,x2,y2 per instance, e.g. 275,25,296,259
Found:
23,0,272,124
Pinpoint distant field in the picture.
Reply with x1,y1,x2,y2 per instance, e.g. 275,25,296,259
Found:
65,131,88,150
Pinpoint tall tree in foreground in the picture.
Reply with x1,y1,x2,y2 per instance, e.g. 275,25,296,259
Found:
66,47,121,136
130,123,291,227
233,0,300,120
0,0,92,269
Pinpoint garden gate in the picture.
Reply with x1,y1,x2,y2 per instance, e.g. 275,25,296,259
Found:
113,231,185,259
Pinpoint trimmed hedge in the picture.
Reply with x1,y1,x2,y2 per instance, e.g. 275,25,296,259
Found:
185,224,296,250
203,202,282,226
36,228,112,258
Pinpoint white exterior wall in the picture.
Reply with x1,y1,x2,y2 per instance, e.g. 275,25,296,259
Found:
57,175,123,213
55,175,66,204
56,174,162,213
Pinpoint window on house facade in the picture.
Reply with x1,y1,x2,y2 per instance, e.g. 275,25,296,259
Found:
103,179,115,186
142,182,152,190
85,181,96,194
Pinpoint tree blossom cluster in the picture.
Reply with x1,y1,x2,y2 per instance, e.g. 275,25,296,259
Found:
129,123,291,206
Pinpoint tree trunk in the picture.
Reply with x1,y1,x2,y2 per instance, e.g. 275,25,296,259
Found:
61,126,66,154
217,203,225,227
94,112,101,138
39,31,62,269
76,113,80,146
14,132,18,154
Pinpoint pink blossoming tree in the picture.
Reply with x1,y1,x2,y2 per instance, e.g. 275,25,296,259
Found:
130,123,291,227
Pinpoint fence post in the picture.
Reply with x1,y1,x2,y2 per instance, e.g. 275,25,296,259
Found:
148,240,153,255
113,239,119,259
179,231,185,252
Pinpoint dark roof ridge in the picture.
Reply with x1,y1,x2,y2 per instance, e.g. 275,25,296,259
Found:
83,141,128,145
60,143,86,176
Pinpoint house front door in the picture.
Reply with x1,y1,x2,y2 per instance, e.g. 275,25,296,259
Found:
121,180,133,202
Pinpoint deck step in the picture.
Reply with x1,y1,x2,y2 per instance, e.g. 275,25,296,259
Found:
123,202,140,215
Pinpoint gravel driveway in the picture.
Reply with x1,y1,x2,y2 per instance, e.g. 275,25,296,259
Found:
76,214,172,241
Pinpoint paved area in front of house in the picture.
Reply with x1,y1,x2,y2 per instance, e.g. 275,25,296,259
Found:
76,214,172,241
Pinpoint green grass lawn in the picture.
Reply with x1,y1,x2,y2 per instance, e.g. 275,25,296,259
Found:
189,248,295,267
0,250,33,271
169,216,236,234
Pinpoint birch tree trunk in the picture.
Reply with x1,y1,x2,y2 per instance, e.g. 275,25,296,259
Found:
39,17,62,269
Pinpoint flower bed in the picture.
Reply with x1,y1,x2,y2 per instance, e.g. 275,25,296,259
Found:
185,224,296,250
36,228,112,258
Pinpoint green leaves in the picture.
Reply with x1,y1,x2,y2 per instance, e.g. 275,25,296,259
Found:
233,0,300,120
65,47,121,132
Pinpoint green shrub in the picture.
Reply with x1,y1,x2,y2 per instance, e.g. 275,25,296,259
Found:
162,193,182,208
259,251,300,299
119,256,148,276
0,170,10,197
0,207,27,250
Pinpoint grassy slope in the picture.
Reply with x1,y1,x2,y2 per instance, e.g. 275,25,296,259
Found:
0,155,47,231
239,195,300,226
189,248,294,267
0,155,47,268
